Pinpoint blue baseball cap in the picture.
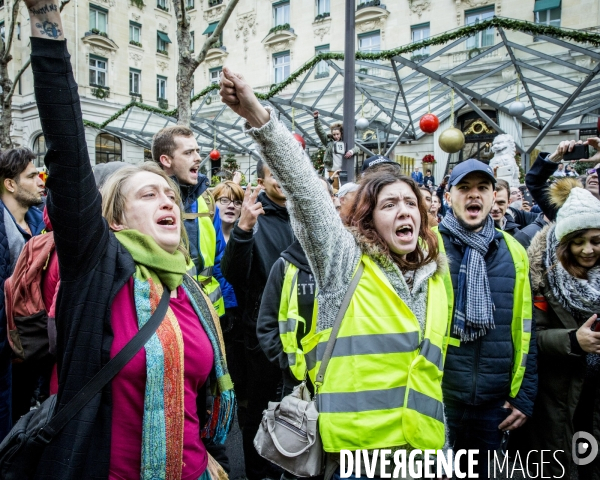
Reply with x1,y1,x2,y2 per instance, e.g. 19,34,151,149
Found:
361,155,396,172
449,159,496,186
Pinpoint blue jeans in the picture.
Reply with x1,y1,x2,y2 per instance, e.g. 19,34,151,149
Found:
445,403,511,480
0,355,12,441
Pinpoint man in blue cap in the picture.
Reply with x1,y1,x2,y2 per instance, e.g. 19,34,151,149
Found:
436,159,537,479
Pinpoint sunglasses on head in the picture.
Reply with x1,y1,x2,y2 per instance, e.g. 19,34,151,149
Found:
587,168,597,175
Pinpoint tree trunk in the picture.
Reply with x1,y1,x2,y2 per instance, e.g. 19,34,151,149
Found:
173,1,199,127
0,58,14,150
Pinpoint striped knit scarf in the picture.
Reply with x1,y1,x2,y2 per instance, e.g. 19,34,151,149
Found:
441,212,496,341
115,230,235,479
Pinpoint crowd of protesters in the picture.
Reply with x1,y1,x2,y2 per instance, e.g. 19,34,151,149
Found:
0,2,599,480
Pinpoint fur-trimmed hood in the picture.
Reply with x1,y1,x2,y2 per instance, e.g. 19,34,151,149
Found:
528,222,553,294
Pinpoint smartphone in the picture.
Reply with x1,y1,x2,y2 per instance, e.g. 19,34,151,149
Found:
520,187,533,204
563,144,589,161
591,317,600,332
338,170,348,182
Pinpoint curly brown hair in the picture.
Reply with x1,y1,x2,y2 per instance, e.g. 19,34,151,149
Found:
343,170,439,271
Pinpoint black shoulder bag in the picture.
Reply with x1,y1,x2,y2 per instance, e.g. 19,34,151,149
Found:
0,287,171,480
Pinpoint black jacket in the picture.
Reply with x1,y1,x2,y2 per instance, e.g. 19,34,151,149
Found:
257,240,315,372
513,213,548,249
221,192,295,340
31,38,214,479
525,153,558,221
439,225,537,417
499,214,520,236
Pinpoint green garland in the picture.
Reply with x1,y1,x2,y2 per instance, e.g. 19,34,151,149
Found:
82,17,600,130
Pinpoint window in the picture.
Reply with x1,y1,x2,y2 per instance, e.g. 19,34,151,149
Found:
32,134,47,168
315,44,329,77
186,0,195,8
190,31,195,52
129,68,141,95
316,0,330,15
95,133,122,164
411,23,430,57
273,1,290,27
202,22,223,46
157,31,171,53
0,22,5,42
465,6,494,50
89,6,108,34
358,31,380,53
129,21,141,43
273,51,290,83
157,0,168,9
89,55,107,86
209,67,222,85
534,0,560,27
157,75,167,99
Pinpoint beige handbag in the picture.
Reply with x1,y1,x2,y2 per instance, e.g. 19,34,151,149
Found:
253,263,365,477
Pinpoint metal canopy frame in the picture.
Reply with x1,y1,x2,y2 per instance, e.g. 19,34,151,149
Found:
100,18,600,162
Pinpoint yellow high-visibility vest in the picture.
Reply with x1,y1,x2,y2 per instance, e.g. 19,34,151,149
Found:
278,262,318,381
299,255,452,452
434,227,532,398
186,193,225,316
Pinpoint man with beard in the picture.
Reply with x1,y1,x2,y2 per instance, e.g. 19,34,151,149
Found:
436,159,537,480
221,158,295,480
0,148,45,440
152,126,225,317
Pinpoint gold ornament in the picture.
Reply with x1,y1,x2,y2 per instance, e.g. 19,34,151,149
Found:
438,128,466,154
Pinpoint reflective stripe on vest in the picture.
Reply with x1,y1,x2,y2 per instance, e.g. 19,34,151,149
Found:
278,263,318,381
301,255,451,452
434,227,532,398
194,194,224,316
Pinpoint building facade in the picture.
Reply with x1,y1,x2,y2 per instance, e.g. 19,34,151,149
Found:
2,0,599,178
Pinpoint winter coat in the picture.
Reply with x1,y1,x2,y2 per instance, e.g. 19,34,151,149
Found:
517,223,600,480
513,213,547,249
439,224,538,417
314,117,355,170
221,191,295,342
257,240,315,368
257,239,315,390
29,38,219,478
525,153,560,221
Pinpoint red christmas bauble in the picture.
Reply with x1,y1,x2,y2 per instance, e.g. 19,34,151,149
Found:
419,113,440,134
292,132,306,150
209,149,221,161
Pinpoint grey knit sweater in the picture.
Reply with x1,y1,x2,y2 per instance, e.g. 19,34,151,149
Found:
246,108,439,333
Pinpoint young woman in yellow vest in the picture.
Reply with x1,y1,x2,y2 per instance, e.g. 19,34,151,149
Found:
220,69,452,477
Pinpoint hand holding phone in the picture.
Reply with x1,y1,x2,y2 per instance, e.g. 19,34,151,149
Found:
563,144,589,161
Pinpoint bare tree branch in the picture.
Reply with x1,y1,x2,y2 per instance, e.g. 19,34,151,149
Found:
3,0,21,62
179,0,189,28
60,0,72,12
196,0,239,64
6,58,30,102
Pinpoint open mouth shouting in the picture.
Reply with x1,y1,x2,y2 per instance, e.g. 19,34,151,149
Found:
465,202,483,219
395,224,414,241
156,214,177,229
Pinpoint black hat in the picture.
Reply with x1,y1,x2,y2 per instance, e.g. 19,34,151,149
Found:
449,159,496,186
361,155,396,172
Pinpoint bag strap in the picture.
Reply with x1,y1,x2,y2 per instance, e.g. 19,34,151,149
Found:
314,261,364,390
37,286,171,444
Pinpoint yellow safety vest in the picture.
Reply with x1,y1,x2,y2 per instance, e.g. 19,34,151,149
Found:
434,227,532,398
299,255,452,453
185,193,225,316
278,263,318,382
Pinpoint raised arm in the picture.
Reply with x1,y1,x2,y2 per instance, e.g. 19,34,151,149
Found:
313,112,329,147
27,1,108,280
219,69,359,292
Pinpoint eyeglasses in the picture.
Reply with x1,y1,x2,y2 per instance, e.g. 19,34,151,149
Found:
217,197,242,208
587,168,597,175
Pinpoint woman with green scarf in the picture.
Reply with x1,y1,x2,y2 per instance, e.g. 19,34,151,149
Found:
23,2,234,478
